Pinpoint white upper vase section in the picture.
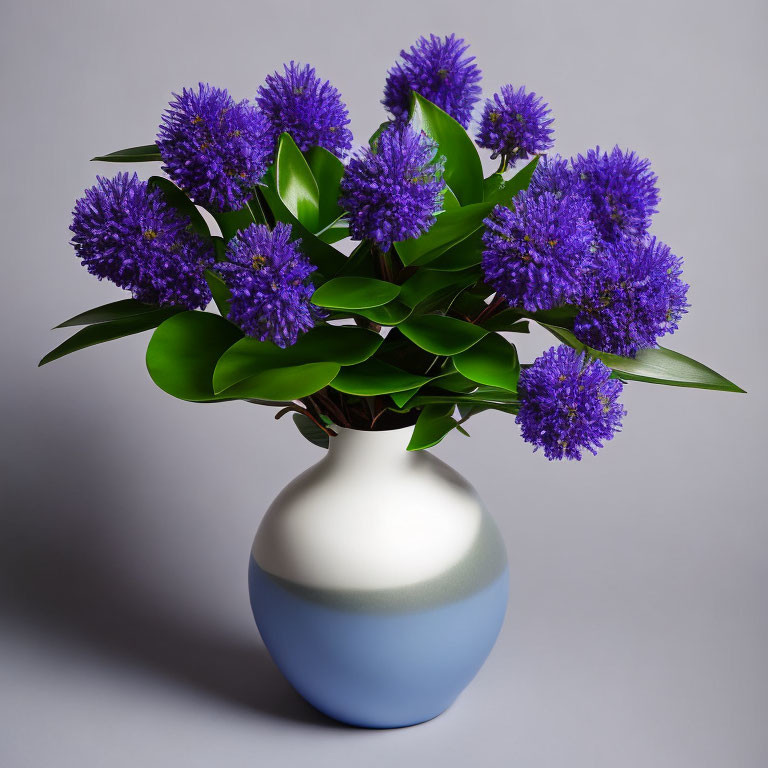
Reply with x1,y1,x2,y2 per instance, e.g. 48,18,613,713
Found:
252,426,484,591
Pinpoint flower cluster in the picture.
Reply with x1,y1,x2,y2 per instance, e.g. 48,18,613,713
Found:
214,223,319,348
157,83,272,212
476,85,554,167
572,146,659,244
481,191,596,311
70,173,213,309
485,147,686,358
516,345,625,460
383,34,482,128
339,123,446,250
575,237,689,357
256,62,353,157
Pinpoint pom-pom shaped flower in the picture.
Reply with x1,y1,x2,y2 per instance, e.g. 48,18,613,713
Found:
574,236,689,357
383,34,482,128
476,85,554,167
70,173,213,309
256,62,353,158
214,222,319,348
572,146,659,243
339,123,446,251
528,154,579,201
516,345,625,461
481,191,596,311
157,83,271,212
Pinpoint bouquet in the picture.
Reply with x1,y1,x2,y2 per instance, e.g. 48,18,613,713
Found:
42,33,743,459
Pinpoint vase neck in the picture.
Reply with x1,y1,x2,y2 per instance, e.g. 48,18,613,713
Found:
326,426,414,470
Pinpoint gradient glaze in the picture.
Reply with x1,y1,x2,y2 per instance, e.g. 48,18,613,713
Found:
248,427,509,728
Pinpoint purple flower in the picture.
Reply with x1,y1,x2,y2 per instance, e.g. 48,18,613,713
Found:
476,85,554,167
339,123,446,250
256,62,353,158
574,236,689,357
516,345,625,460
157,83,271,212
572,146,659,243
481,191,596,311
528,154,579,200
214,222,319,347
383,34,482,128
70,173,213,309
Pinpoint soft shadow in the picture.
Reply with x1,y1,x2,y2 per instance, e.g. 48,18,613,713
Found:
0,398,341,727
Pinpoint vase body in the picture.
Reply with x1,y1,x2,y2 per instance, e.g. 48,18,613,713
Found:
248,426,508,728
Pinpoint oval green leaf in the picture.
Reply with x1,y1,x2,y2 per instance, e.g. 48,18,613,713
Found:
306,146,345,228
331,359,431,396
394,203,492,267
399,315,487,355
146,312,242,401
409,93,483,205
221,362,340,401
276,133,320,232
453,333,519,391
312,277,400,310
293,412,330,449
407,404,457,451
213,325,383,392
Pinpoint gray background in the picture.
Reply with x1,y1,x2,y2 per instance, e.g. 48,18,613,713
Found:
1,0,766,765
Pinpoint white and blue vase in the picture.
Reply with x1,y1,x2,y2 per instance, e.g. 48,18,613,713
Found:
248,426,509,728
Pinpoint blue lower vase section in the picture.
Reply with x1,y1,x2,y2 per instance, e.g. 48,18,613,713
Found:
248,558,510,728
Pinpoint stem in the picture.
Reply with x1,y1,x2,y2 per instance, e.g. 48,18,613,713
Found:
313,389,350,429
496,156,508,174
474,294,506,325
276,402,337,437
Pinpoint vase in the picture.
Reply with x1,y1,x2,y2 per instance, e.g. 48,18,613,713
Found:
248,425,509,728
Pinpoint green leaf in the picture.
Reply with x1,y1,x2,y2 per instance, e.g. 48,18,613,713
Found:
305,146,345,228
394,203,492,267
204,269,231,316
355,301,412,326
453,333,519,390
483,155,541,206
260,181,346,278
213,325,383,392
148,176,209,237
407,404,457,451
369,120,391,149
222,362,340,401
54,299,166,328
478,307,531,333
398,268,478,310
41,306,183,366
312,277,400,310
213,204,257,242
316,216,349,244
427,229,484,271
292,413,329,449
390,387,420,408
276,133,320,231
441,185,460,211
331,359,432,396
399,315,487,355
145,312,242,401
409,92,483,205
539,323,745,393
92,144,161,162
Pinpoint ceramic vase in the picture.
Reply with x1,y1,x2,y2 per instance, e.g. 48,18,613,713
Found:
248,426,508,728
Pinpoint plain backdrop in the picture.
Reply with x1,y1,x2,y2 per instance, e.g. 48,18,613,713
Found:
1,1,766,766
